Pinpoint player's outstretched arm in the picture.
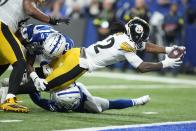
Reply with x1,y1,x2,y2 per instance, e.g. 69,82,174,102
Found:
124,52,182,73
144,42,186,55
23,0,50,23
137,62,163,73
137,56,182,73
144,43,166,54
23,0,70,25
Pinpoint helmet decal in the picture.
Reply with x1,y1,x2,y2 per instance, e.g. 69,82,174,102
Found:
135,24,144,34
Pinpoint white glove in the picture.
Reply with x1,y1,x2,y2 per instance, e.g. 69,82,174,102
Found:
30,72,48,91
161,55,182,68
165,45,186,54
42,65,53,77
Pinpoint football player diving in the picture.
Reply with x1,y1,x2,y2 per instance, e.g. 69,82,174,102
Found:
0,0,70,113
0,81,150,113
5,17,186,110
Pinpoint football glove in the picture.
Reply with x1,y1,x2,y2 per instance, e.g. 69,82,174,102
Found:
49,17,70,25
26,44,44,55
30,72,48,91
161,55,182,68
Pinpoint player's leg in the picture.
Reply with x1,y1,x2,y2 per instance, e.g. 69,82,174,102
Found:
90,95,151,112
0,64,10,76
0,86,8,104
0,22,28,112
86,97,110,113
46,65,85,91
108,95,151,110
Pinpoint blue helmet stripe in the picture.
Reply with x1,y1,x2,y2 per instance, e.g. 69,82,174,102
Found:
50,35,62,54
57,91,80,96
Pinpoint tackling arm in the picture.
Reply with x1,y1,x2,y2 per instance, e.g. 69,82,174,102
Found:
23,0,50,23
23,0,70,25
29,92,63,112
26,51,36,74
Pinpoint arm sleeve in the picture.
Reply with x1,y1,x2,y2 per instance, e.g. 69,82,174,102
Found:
124,52,143,68
29,92,59,112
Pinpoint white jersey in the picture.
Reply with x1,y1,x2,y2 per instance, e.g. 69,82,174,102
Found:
80,33,145,72
0,0,29,32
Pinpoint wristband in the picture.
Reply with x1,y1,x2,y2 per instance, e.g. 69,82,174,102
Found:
30,72,38,81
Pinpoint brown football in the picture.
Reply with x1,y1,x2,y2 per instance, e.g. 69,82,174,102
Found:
168,48,185,58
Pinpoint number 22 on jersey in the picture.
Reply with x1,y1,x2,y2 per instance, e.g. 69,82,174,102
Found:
94,37,115,54
0,0,8,6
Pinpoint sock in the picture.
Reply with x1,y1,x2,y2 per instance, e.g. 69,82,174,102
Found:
6,93,16,99
8,60,26,94
109,99,135,109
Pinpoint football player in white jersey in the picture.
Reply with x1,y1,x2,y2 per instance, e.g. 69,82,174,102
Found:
0,0,70,113
14,18,185,96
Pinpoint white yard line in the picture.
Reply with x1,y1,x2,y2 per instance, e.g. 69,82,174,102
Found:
84,71,196,86
55,120,196,131
0,120,23,123
87,84,196,89
143,112,159,115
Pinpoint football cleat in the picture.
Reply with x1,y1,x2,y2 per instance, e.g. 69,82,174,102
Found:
1,97,29,113
133,95,151,106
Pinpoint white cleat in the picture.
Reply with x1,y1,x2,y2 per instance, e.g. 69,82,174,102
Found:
133,95,151,106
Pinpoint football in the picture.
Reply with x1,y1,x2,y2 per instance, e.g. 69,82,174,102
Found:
168,48,185,58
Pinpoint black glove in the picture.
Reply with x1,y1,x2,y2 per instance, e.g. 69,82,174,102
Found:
26,44,44,55
49,17,70,25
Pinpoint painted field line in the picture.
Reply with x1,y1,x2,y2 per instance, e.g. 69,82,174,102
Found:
55,120,196,131
0,120,23,123
87,84,196,89
84,71,196,86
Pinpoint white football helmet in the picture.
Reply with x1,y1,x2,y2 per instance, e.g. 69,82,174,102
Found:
42,33,67,59
51,84,81,110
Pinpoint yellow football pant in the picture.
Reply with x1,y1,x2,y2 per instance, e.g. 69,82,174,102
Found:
46,48,86,91
0,21,25,66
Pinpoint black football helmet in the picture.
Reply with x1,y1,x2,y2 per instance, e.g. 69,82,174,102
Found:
125,17,150,44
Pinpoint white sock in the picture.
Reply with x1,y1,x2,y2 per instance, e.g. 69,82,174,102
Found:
132,99,138,105
6,94,16,99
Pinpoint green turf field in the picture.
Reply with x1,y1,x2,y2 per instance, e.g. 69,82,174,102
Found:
0,71,196,131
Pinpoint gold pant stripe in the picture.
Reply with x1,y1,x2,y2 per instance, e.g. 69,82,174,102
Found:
47,65,86,91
